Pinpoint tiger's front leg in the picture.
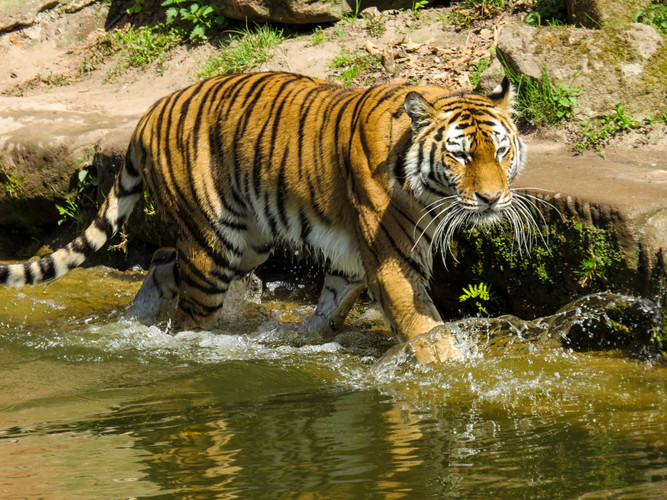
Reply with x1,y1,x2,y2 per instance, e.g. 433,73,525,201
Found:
369,257,461,364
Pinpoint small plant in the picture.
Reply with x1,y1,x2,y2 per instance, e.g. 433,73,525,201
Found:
459,282,494,316
501,60,579,127
328,48,382,86
310,26,325,45
468,57,492,89
162,0,225,41
577,103,653,154
55,164,98,228
108,228,129,254
126,0,145,15
635,1,667,35
198,24,285,79
364,18,386,37
412,0,429,16
525,0,567,27
2,171,23,197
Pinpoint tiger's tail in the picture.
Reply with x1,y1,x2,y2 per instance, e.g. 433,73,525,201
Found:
0,143,143,288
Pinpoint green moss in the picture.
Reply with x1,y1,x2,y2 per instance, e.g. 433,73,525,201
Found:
1,170,24,198
454,217,624,304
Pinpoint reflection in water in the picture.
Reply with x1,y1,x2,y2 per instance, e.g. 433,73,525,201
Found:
0,266,665,498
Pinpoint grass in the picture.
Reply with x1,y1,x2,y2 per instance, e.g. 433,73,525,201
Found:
576,103,655,155
80,25,182,79
328,48,382,86
525,0,568,27
635,1,667,34
55,163,98,228
468,57,493,89
198,24,285,79
310,26,325,45
500,58,579,127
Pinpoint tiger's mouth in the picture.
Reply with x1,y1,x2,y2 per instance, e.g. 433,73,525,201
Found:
412,186,546,265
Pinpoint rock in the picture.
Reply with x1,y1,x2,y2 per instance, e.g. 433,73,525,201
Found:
221,0,412,24
222,0,352,24
496,21,666,120
0,0,97,33
0,97,133,228
544,292,662,358
566,0,652,28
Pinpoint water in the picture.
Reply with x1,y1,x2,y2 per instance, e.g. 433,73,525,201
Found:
0,266,665,499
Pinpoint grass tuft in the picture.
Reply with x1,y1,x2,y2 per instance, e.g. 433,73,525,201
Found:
198,24,285,79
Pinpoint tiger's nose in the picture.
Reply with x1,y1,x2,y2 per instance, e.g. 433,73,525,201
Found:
475,192,502,205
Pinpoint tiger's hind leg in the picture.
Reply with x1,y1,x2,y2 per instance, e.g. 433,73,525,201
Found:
304,272,365,336
124,247,179,323
173,239,243,331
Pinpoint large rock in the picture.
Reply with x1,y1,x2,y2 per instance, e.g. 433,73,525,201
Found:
566,0,652,28
221,0,412,24
0,0,96,32
496,21,666,120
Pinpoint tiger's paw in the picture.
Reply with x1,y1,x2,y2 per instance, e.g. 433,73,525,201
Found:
407,327,463,365
375,326,464,370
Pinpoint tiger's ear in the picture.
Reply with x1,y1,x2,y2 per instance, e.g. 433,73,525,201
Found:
404,92,435,132
487,77,514,114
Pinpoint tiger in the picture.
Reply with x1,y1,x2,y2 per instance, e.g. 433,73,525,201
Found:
0,71,536,358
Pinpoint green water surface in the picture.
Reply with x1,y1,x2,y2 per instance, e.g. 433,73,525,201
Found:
0,267,665,499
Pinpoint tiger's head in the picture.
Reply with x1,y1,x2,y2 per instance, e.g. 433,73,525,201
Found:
403,78,536,256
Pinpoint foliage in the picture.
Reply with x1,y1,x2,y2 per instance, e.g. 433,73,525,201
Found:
577,103,653,155
80,25,181,78
501,60,579,127
128,0,224,41
459,282,495,316
328,48,382,86
468,57,492,89
635,1,667,35
162,0,225,41
107,228,129,254
525,0,567,27
111,25,182,72
455,217,624,312
126,0,144,15
2,171,23,197
412,0,429,16
198,24,285,79
310,26,325,45
55,163,98,228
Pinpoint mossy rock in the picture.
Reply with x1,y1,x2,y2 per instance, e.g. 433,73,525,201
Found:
496,21,666,120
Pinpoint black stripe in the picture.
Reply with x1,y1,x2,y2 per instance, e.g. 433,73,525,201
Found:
181,272,228,295
276,144,290,231
38,256,56,282
94,216,115,240
0,265,8,284
71,234,95,256
124,147,140,177
23,263,34,285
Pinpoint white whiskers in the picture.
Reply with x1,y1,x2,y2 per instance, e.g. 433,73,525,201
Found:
411,188,555,267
